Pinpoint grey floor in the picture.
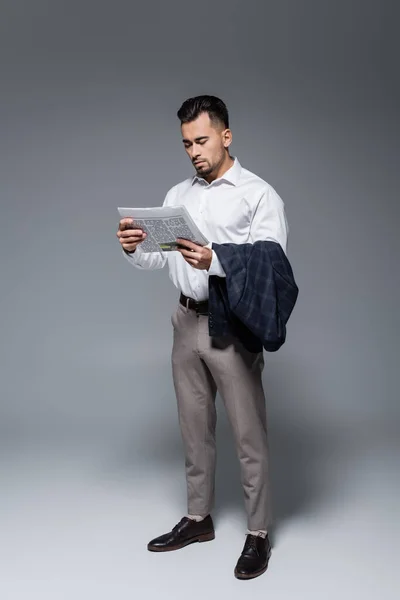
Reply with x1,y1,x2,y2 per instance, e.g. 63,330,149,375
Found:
1,414,398,600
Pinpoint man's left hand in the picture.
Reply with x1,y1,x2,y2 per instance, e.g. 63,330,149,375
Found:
176,238,212,271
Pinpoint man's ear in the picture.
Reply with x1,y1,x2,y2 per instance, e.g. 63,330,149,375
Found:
222,128,232,148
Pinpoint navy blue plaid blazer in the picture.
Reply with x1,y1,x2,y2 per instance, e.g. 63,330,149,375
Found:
208,241,299,353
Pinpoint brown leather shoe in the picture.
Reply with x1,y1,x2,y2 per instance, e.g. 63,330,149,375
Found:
234,533,272,579
147,515,215,552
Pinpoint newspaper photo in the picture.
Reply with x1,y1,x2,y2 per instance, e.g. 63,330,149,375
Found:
118,205,209,254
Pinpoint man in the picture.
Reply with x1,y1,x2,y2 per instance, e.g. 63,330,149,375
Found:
116,95,288,580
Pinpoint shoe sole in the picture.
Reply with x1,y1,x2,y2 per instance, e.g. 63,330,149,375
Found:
147,531,215,552
234,551,272,580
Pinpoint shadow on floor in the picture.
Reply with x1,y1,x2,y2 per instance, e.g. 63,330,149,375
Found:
111,378,336,545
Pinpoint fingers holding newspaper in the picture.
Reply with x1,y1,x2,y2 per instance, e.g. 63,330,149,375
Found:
117,206,210,258
117,218,147,253
176,238,213,271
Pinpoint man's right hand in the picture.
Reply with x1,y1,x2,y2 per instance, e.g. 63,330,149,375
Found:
117,218,147,253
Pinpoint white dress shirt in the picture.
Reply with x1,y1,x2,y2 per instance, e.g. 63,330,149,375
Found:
123,157,288,301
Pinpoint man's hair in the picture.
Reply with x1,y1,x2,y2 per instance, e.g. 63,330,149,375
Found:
177,95,229,129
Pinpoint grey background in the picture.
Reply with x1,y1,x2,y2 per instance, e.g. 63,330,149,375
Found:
0,1,399,598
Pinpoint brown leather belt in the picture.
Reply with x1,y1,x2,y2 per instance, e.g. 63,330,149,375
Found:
179,293,209,314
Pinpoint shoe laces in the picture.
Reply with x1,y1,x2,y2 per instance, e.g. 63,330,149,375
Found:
172,517,188,533
245,534,260,554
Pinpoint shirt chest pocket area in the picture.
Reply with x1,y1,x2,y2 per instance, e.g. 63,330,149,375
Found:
204,196,252,238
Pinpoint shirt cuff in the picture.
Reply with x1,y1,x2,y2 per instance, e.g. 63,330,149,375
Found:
207,248,226,277
122,246,140,264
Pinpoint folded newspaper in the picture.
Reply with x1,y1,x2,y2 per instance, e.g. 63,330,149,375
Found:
118,206,209,254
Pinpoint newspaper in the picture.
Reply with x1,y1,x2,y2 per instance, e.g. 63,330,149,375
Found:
118,205,209,254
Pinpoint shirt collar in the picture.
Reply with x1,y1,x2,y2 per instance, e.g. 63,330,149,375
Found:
191,157,241,187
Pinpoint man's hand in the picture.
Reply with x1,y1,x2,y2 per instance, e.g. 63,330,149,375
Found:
176,238,213,270
117,218,147,253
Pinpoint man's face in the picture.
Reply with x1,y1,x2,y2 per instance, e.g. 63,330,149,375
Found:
181,112,229,178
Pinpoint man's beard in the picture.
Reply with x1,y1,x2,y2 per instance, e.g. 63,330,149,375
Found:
194,161,213,177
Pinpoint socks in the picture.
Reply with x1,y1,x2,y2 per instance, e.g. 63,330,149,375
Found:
186,515,267,538
247,529,267,538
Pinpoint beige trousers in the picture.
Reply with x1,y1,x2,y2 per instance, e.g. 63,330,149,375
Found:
171,301,272,531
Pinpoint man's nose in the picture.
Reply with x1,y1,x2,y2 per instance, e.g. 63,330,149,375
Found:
191,145,201,159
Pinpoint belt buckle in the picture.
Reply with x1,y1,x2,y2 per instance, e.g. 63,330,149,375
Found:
185,297,190,310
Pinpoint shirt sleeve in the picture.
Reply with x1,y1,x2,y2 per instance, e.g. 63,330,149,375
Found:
122,186,177,270
207,247,226,277
249,185,289,254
